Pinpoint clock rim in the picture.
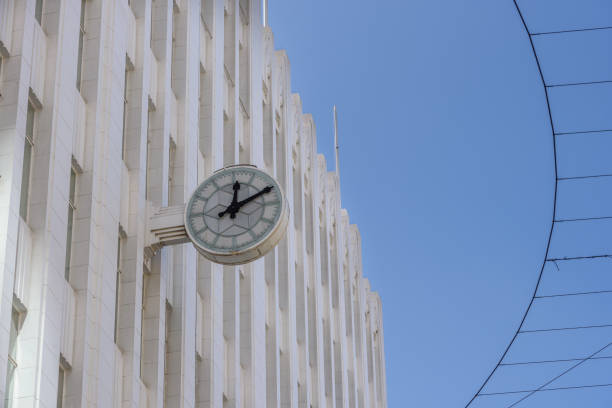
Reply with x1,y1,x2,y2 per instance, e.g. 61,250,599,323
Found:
184,165,289,264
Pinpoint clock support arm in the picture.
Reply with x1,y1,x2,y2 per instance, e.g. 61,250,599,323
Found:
145,203,190,263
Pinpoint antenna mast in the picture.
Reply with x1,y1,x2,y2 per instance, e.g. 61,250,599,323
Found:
334,105,340,180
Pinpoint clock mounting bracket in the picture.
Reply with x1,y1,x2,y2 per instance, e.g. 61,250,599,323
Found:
144,203,189,267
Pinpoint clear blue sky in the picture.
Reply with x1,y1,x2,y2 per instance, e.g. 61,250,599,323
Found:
270,1,612,407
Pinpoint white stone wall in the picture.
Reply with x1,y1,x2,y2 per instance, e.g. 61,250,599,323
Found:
0,0,387,407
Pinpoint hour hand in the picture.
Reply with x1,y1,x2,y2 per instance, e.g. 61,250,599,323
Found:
231,181,240,203
218,181,241,218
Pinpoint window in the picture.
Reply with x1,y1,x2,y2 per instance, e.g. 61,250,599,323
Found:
64,167,77,281
4,308,22,408
35,0,43,25
20,103,35,221
114,234,122,344
76,0,86,91
122,60,129,162
57,366,65,408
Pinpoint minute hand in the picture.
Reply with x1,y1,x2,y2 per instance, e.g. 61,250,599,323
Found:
236,186,273,209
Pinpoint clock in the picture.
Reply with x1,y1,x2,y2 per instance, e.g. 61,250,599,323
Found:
184,164,289,265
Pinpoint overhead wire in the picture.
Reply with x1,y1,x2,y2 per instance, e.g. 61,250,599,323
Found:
530,25,612,36
534,290,612,299
555,129,612,136
553,216,612,223
505,341,612,407
463,1,559,404
557,173,612,181
480,383,612,397
546,79,612,88
464,2,612,406
519,324,612,334
546,254,612,262
499,355,612,367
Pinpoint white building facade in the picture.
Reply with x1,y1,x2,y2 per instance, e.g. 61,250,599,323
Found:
0,0,387,407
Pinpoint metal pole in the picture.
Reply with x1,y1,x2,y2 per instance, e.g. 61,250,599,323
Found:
334,105,340,180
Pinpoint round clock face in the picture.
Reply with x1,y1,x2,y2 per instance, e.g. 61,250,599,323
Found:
184,165,289,265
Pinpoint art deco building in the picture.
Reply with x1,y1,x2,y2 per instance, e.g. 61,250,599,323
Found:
0,0,387,407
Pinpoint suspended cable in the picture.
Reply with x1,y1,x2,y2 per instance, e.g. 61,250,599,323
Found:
463,2,559,404
557,174,612,181
506,341,612,407
546,79,612,88
555,129,612,136
546,254,612,262
535,290,612,299
465,3,612,406
530,25,612,36
500,355,612,367
554,216,612,223
519,324,612,334
480,383,612,397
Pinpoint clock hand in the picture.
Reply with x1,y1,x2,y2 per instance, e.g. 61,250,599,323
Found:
218,181,241,218
231,181,240,204
232,186,274,212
